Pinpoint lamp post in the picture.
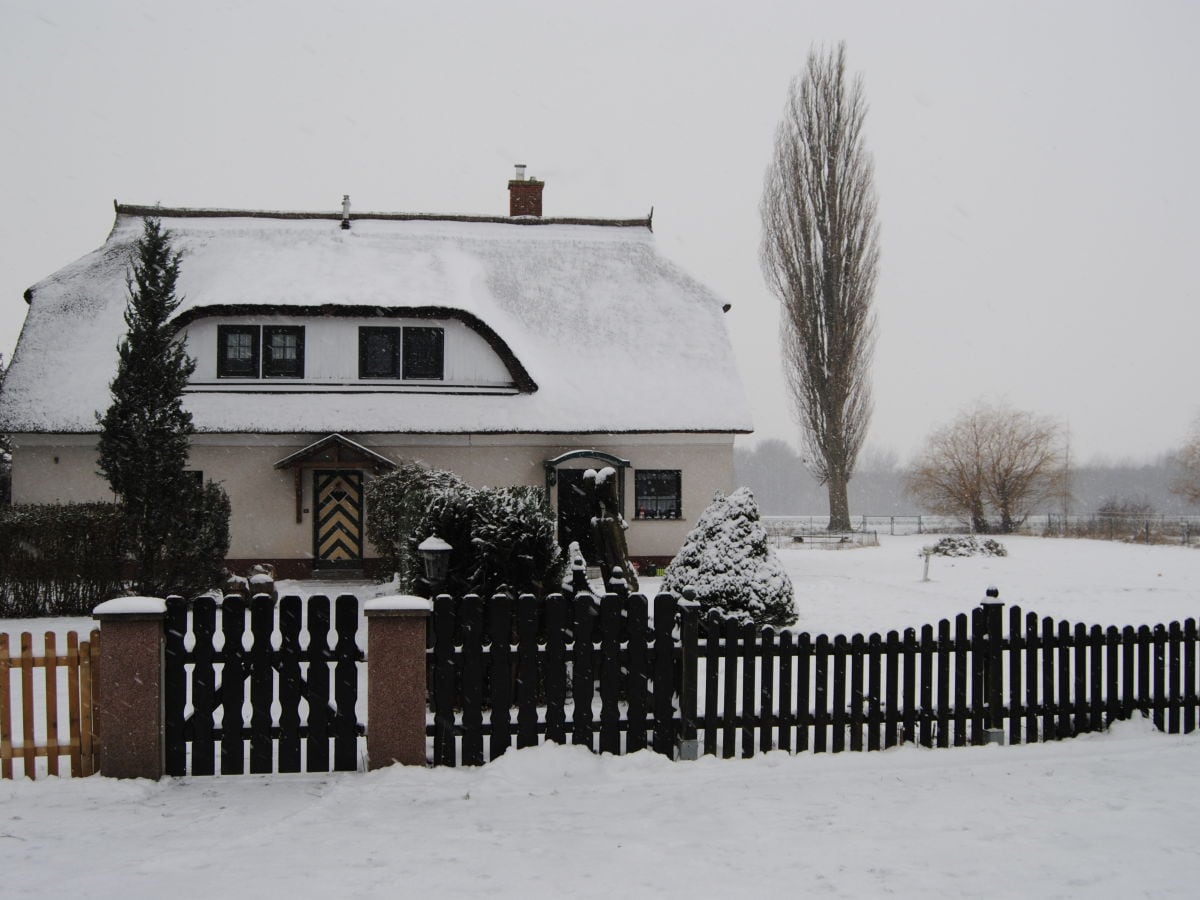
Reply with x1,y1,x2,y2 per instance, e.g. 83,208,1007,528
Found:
417,534,453,597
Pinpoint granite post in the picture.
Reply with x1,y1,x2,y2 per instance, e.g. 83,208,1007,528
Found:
92,597,167,779
365,596,432,768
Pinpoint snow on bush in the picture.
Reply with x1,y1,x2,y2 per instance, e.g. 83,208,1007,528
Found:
923,535,1008,558
662,487,796,626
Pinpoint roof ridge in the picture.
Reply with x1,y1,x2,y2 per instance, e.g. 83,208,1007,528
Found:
114,203,652,230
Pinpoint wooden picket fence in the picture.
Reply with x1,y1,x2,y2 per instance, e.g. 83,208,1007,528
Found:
426,593,1200,765
163,594,365,776
0,629,99,779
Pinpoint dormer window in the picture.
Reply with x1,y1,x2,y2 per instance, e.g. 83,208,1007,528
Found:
263,326,305,378
218,324,305,378
358,325,444,380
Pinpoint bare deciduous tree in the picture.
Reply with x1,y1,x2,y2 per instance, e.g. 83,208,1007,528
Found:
907,403,1063,533
760,42,879,532
1170,420,1200,505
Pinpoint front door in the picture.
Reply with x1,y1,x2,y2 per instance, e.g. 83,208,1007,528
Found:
557,469,598,564
313,470,363,567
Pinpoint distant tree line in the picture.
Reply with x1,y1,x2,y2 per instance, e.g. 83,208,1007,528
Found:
737,437,1200,521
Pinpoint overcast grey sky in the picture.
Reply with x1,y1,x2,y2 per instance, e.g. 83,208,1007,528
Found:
2,0,1197,463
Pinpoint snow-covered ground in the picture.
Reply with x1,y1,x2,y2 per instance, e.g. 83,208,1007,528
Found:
4,535,1200,897
2,719,1197,897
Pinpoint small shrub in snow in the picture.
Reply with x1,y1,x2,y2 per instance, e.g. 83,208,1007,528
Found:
661,487,796,627
366,463,563,597
923,536,1008,558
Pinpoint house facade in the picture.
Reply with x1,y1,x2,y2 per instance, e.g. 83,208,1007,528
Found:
0,171,752,577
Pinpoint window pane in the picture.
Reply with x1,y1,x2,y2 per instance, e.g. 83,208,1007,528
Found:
635,470,682,520
402,326,444,380
359,327,399,378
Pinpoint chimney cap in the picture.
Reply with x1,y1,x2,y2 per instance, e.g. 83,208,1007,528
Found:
514,163,527,181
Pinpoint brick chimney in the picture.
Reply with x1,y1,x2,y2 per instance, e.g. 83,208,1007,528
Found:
508,163,544,217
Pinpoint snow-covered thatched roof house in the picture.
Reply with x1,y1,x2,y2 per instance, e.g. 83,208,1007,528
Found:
0,169,751,576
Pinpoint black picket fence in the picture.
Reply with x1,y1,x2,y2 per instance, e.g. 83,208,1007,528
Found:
427,592,695,766
163,593,365,776
426,593,1200,765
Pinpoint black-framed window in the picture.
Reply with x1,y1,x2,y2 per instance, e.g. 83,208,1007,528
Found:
263,325,305,378
358,325,445,380
402,326,444,380
359,327,401,378
217,325,260,377
635,470,682,520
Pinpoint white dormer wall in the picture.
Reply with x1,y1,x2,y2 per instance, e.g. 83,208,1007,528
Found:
182,314,515,387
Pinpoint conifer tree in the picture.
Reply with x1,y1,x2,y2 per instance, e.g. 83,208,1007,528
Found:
662,487,796,626
97,218,206,593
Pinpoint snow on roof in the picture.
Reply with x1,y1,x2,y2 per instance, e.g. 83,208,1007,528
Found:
0,205,752,435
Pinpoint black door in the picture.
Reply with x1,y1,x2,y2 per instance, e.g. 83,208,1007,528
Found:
556,469,598,564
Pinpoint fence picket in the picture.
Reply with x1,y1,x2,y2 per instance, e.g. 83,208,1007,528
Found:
306,595,331,772
971,609,986,745
1153,624,1167,733
20,633,34,778
953,617,968,747
1025,612,1039,744
831,635,847,754
43,633,59,777
517,594,541,751
760,628,776,755
701,611,720,756
489,593,514,760
0,634,10,780
1185,619,1197,734
935,621,950,749
277,596,302,773
918,625,933,748
903,628,917,745
250,594,274,774
868,633,882,751
1105,626,1120,730
333,595,359,772
813,634,829,754
653,594,678,758
460,595,486,764
192,596,217,776
721,616,738,759
66,632,82,777
850,634,865,753
1041,617,1055,740
220,594,247,774
795,633,810,753
625,595,649,753
742,619,758,757
886,630,901,749
599,594,622,755
1008,607,1023,745
571,594,595,751
778,630,794,753
1073,622,1088,736
679,601,699,758
1056,620,1072,740
1168,621,1182,734
1089,624,1104,733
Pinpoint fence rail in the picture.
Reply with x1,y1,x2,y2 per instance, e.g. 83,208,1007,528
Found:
0,629,98,779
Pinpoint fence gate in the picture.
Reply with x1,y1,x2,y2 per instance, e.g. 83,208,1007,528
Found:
164,594,364,775
1,629,99,780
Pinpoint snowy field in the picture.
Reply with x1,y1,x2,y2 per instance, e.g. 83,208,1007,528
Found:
4,535,1200,897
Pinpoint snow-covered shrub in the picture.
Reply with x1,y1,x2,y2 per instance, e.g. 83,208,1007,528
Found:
661,487,796,627
923,535,1007,558
366,463,563,597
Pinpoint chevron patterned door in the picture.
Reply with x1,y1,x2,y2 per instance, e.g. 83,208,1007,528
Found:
313,471,363,566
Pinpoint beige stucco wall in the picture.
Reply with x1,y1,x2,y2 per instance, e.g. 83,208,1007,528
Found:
9,432,736,564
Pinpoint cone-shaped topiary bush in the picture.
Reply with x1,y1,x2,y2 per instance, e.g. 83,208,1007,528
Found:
662,487,796,626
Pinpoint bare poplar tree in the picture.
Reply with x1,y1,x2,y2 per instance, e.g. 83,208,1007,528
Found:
760,42,879,531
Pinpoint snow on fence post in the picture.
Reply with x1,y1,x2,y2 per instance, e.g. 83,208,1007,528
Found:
92,597,167,779
365,595,433,768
